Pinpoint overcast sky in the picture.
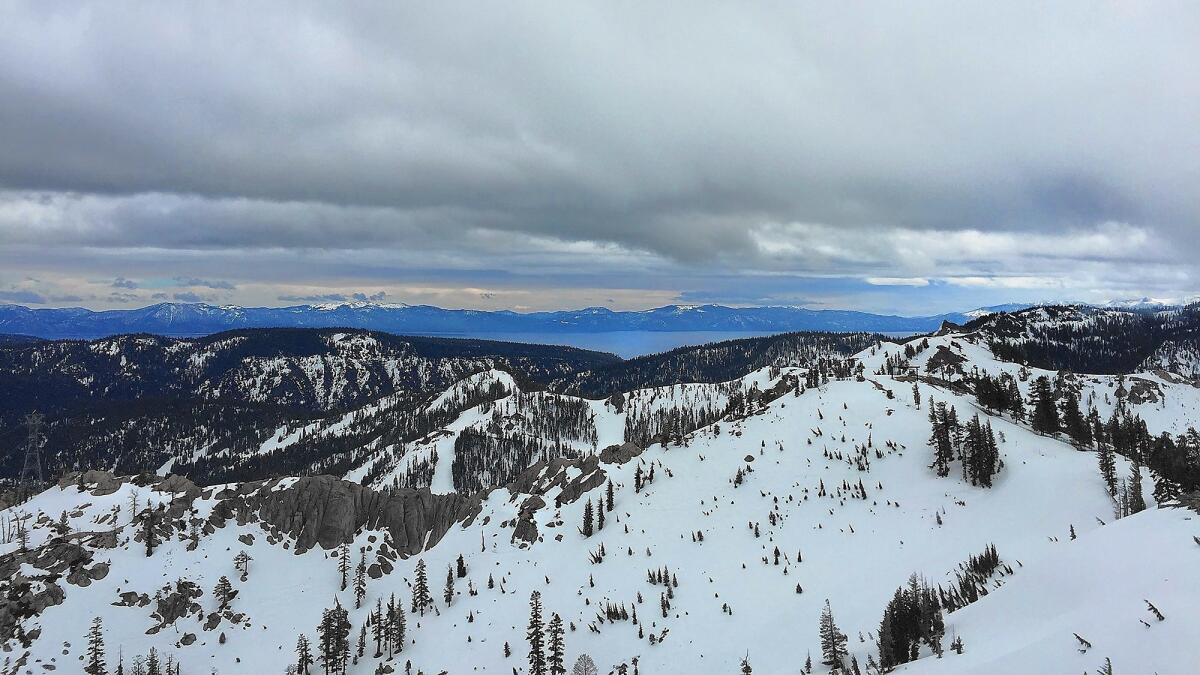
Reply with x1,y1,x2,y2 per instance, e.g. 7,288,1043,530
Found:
1,2,1197,314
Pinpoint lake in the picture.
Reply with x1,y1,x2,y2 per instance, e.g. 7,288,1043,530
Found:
410,330,778,358
413,330,917,358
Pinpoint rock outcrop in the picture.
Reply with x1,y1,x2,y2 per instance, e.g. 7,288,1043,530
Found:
219,476,482,555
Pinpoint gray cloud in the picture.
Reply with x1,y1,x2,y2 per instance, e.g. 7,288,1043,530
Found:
172,291,206,302
0,289,47,304
111,277,138,289
278,291,388,304
0,3,1196,311
173,276,236,290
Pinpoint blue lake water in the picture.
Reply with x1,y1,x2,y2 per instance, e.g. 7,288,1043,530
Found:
413,331,778,358
413,330,918,358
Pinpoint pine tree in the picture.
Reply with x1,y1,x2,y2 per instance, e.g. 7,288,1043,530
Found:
214,575,235,610
605,480,615,511
142,508,156,557
1059,389,1091,446
1030,376,1060,435
582,499,594,537
547,612,566,675
1098,442,1118,497
819,599,848,672
338,543,350,592
928,403,954,478
1127,461,1147,514
911,383,921,409
877,611,896,671
412,559,433,615
386,593,407,655
296,634,313,675
444,565,455,606
527,590,546,675
318,599,351,674
354,548,367,609
146,648,160,675
597,499,605,530
84,616,107,675
371,598,384,657
456,554,468,578
740,655,753,674
233,550,251,581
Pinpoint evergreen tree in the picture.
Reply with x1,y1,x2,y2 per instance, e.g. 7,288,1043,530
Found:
296,634,313,675
412,559,433,615
1061,390,1091,446
146,648,160,675
354,548,367,609
547,612,566,675
527,590,546,675
444,565,455,606
928,402,954,478
818,599,848,671
1127,461,1147,514
338,543,350,592
605,480,615,511
582,499,594,537
371,599,384,657
317,599,351,674
1007,377,1026,422
84,616,107,675
911,383,921,409
1098,442,1118,497
456,554,468,578
142,508,156,557
1030,376,1060,435
387,593,407,655
233,550,251,581
214,575,235,610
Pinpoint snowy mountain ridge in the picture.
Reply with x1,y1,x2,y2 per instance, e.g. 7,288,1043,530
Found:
2,322,1199,674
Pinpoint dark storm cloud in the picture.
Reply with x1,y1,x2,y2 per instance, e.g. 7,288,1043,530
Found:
0,3,1197,310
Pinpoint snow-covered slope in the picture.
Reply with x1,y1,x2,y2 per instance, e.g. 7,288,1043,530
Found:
3,338,1197,674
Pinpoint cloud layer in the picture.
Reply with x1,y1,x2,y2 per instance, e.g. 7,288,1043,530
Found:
0,3,1197,313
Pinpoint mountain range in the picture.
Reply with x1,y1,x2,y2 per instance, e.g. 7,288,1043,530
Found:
0,301,1038,340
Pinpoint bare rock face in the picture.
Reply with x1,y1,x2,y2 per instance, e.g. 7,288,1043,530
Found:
58,470,125,496
511,496,546,546
148,579,204,634
599,442,643,465
227,476,481,555
1127,377,1163,404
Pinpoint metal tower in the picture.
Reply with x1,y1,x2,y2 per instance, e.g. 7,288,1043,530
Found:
19,411,45,492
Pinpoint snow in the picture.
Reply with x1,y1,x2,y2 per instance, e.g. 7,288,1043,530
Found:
901,506,1200,675
3,335,1199,674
